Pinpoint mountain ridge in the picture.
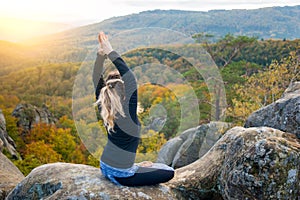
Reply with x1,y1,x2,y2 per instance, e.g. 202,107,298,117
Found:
89,5,300,37
27,5,299,51
2,5,300,45
0,5,299,67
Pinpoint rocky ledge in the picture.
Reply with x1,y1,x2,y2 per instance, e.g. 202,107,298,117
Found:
0,109,18,159
0,152,24,200
12,104,57,132
157,121,231,168
245,81,300,138
6,126,300,200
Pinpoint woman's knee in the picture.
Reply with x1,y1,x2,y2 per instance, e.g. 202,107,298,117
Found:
163,169,175,181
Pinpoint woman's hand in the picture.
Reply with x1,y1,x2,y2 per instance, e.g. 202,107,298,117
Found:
137,161,153,167
98,32,113,55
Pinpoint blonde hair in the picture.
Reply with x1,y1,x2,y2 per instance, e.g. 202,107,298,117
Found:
95,72,125,132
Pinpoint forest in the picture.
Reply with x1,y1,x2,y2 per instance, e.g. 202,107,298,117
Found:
0,33,299,175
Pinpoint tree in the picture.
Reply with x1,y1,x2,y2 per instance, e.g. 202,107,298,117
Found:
214,34,257,68
194,33,257,68
228,51,300,125
136,129,167,162
193,34,257,121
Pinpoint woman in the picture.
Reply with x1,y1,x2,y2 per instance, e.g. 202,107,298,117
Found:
93,32,174,186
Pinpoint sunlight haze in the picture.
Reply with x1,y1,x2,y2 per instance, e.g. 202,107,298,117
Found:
0,0,299,42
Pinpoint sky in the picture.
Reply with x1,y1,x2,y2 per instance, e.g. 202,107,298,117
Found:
1,0,300,25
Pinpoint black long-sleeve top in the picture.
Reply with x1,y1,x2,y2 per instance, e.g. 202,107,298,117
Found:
93,51,140,169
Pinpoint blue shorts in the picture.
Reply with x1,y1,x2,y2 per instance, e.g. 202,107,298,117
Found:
100,161,139,185
100,161,174,186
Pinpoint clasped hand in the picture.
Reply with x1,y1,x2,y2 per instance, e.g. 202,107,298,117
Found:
98,32,113,55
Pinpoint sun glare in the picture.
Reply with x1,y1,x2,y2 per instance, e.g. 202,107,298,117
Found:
0,17,70,43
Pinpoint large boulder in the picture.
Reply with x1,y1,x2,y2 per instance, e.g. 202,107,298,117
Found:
8,126,299,200
157,121,231,168
0,139,3,152
0,109,18,159
245,81,300,138
219,127,300,199
12,104,57,132
6,162,176,200
169,127,300,199
0,152,24,200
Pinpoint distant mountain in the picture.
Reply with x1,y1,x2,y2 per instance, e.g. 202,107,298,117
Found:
1,5,299,65
35,6,299,44
95,6,300,39
22,5,299,59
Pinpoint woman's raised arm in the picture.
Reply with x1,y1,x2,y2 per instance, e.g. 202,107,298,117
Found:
93,52,106,100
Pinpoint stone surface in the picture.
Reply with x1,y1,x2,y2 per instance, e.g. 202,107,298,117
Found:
245,81,300,138
156,137,183,166
219,127,300,199
6,126,300,200
157,121,231,168
168,126,300,200
12,104,57,132
0,109,18,159
6,162,176,200
0,139,3,152
0,152,24,200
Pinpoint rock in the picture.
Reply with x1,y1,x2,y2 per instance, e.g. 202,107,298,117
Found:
245,81,300,138
12,104,57,132
168,126,300,200
0,139,3,152
7,126,300,200
157,121,231,168
157,137,183,166
6,162,176,200
283,81,300,97
0,109,18,159
0,152,24,200
219,127,300,199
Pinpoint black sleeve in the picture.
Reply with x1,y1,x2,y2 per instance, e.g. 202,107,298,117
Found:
107,51,130,76
93,52,106,100
108,51,138,122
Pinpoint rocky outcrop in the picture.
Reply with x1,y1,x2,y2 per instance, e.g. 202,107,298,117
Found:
0,109,18,159
6,162,176,200
0,152,24,200
12,104,57,132
169,127,300,199
219,127,300,199
157,121,231,168
7,126,299,200
245,81,300,138
0,139,3,152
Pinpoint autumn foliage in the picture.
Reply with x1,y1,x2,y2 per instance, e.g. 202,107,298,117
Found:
0,35,299,175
